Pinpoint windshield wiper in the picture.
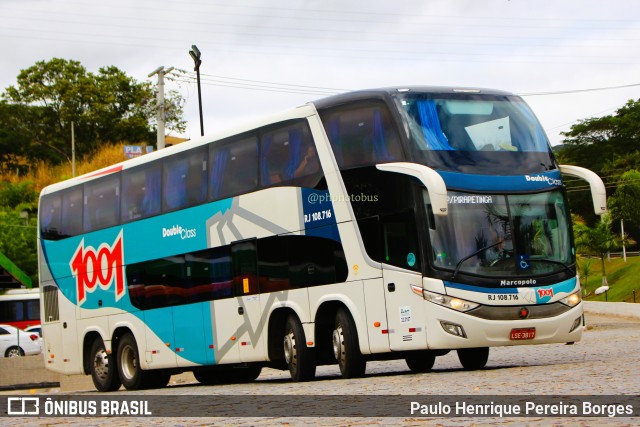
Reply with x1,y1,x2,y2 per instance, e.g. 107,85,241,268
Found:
524,258,575,275
452,240,504,280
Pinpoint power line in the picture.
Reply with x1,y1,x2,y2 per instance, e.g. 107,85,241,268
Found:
520,83,640,96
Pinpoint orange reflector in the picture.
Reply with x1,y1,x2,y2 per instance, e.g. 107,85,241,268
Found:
373,322,381,327
165,343,171,347
307,341,313,346
231,336,236,341
50,354,54,359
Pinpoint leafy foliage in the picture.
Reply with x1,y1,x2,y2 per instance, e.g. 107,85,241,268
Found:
0,58,185,168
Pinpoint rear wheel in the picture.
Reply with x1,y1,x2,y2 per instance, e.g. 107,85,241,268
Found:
89,338,121,392
457,347,489,370
5,346,24,357
117,333,165,390
405,351,436,373
333,308,366,378
283,315,316,382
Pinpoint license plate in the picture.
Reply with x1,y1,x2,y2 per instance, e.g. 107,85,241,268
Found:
510,328,536,340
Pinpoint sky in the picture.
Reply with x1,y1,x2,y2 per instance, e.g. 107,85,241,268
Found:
2,0,640,146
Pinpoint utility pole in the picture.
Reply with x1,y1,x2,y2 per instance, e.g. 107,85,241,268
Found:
71,121,76,177
148,66,174,150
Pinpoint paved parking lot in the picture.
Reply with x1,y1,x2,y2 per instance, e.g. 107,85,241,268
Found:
3,303,639,426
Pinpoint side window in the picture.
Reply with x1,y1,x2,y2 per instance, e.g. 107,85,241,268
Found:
186,247,233,302
40,195,62,240
83,175,120,232
210,135,258,200
320,102,403,169
61,188,83,237
258,236,290,292
261,121,322,188
26,300,40,321
258,235,348,292
127,256,187,310
122,162,161,221
163,148,207,212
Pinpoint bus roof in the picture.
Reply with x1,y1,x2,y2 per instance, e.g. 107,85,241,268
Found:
311,86,516,110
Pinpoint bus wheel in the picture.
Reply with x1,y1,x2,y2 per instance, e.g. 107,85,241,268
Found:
406,351,436,373
5,346,24,357
89,338,121,392
117,333,159,390
333,308,366,378
235,365,262,382
457,347,489,370
283,315,316,382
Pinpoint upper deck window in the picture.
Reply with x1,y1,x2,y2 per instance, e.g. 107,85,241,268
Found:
319,101,403,170
83,175,120,232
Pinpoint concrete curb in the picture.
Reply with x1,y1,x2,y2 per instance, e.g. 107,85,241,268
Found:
583,301,640,320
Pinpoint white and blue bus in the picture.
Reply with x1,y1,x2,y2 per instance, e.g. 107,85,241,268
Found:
38,87,606,391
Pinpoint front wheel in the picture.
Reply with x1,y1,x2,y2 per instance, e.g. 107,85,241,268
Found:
283,315,316,382
406,351,436,373
457,347,489,370
333,308,366,378
89,338,121,392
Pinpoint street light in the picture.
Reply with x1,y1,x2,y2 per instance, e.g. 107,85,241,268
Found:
189,44,204,137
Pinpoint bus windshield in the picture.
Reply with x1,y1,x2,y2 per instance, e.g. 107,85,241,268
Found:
425,189,573,279
398,93,556,174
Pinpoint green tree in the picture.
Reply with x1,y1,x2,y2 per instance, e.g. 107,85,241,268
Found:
0,209,38,283
608,169,640,227
1,58,185,165
573,213,621,286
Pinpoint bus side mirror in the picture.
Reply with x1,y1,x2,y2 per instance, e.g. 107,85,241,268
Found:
376,162,448,216
559,165,607,215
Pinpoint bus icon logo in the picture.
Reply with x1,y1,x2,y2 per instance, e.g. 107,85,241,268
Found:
7,397,40,415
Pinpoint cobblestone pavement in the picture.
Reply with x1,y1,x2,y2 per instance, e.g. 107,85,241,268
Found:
5,310,640,427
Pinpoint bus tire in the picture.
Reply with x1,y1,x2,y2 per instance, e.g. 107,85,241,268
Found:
406,351,436,373
333,308,366,378
117,332,160,390
457,347,489,370
89,338,121,392
283,315,316,382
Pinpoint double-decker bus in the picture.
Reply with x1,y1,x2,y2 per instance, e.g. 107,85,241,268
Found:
38,87,605,391
0,288,40,329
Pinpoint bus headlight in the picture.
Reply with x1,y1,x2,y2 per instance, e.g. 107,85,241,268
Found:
559,291,581,307
422,289,480,312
